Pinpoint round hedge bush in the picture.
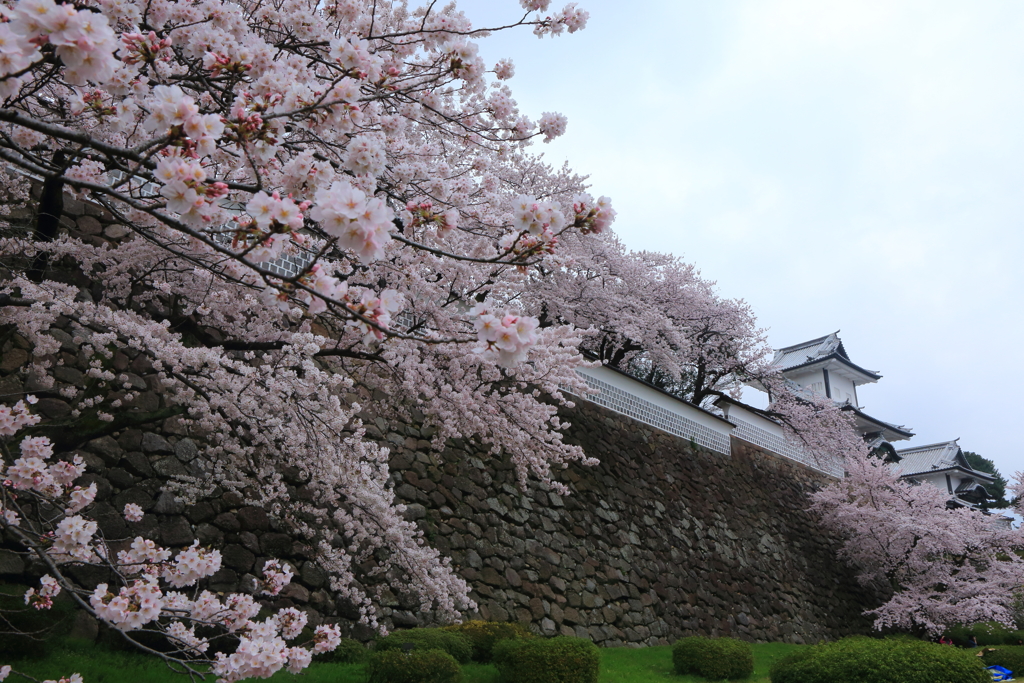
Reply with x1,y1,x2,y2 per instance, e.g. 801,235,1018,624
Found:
367,648,461,683
441,620,534,661
375,628,473,663
314,637,367,663
769,637,989,683
672,636,754,680
981,646,1024,677
944,622,1024,647
492,636,600,683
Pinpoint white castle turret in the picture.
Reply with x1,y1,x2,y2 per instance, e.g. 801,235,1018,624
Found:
769,331,914,455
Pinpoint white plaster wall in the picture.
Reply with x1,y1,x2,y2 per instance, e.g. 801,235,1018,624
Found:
913,472,954,494
574,366,734,436
908,471,985,498
787,369,827,397
720,401,845,477
828,373,857,406
721,401,787,440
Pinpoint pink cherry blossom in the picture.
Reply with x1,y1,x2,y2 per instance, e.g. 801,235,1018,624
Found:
123,503,144,522
0,402,41,436
538,112,567,142
258,559,294,596
814,452,1024,634
0,0,645,675
24,575,60,610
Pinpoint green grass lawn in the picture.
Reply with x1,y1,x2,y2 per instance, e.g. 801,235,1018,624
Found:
7,639,806,683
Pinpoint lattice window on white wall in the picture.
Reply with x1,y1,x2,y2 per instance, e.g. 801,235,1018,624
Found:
729,417,844,477
564,372,733,456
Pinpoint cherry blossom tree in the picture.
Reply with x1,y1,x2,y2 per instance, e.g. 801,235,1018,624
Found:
0,0,610,677
524,229,862,466
525,232,769,408
541,233,1023,632
0,0,955,676
812,450,1024,635
0,399,345,681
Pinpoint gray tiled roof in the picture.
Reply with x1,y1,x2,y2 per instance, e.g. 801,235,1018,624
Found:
770,332,845,371
770,331,882,381
894,439,995,482
954,478,989,496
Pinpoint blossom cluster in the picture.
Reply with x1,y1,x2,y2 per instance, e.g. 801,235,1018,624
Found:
0,398,40,436
226,91,286,157
211,621,324,682
91,579,164,630
471,303,540,367
0,0,118,94
5,432,88,503
258,559,294,596
145,85,226,158
499,195,569,256
344,135,387,177
311,181,395,264
119,30,172,66
494,58,516,80
329,35,382,80
571,195,616,234
165,541,223,588
531,2,590,37
345,288,404,343
123,502,144,522
444,39,485,83
511,195,567,235
24,575,60,610
238,190,307,262
156,154,228,227
51,515,98,560
538,112,568,142
404,200,459,237
258,261,403,333
0,403,341,682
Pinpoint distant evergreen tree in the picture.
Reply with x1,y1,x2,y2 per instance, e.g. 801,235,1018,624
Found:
963,451,1011,510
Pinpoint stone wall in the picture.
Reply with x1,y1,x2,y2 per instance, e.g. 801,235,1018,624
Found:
384,401,879,645
0,193,880,645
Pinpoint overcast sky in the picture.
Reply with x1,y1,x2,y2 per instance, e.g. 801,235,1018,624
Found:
457,1,1024,483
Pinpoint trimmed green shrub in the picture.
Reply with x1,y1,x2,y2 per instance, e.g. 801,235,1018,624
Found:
366,648,461,683
945,621,1017,647
769,636,989,683
375,628,473,664
492,636,600,683
672,636,754,680
974,623,1013,647
441,620,534,661
981,646,1024,677
314,636,367,663
672,637,705,677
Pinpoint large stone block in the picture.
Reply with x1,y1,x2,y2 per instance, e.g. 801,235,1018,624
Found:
222,544,256,573
261,533,294,557
160,516,195,547
237,506,270,531
122,452,155,477
153,491,185,515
